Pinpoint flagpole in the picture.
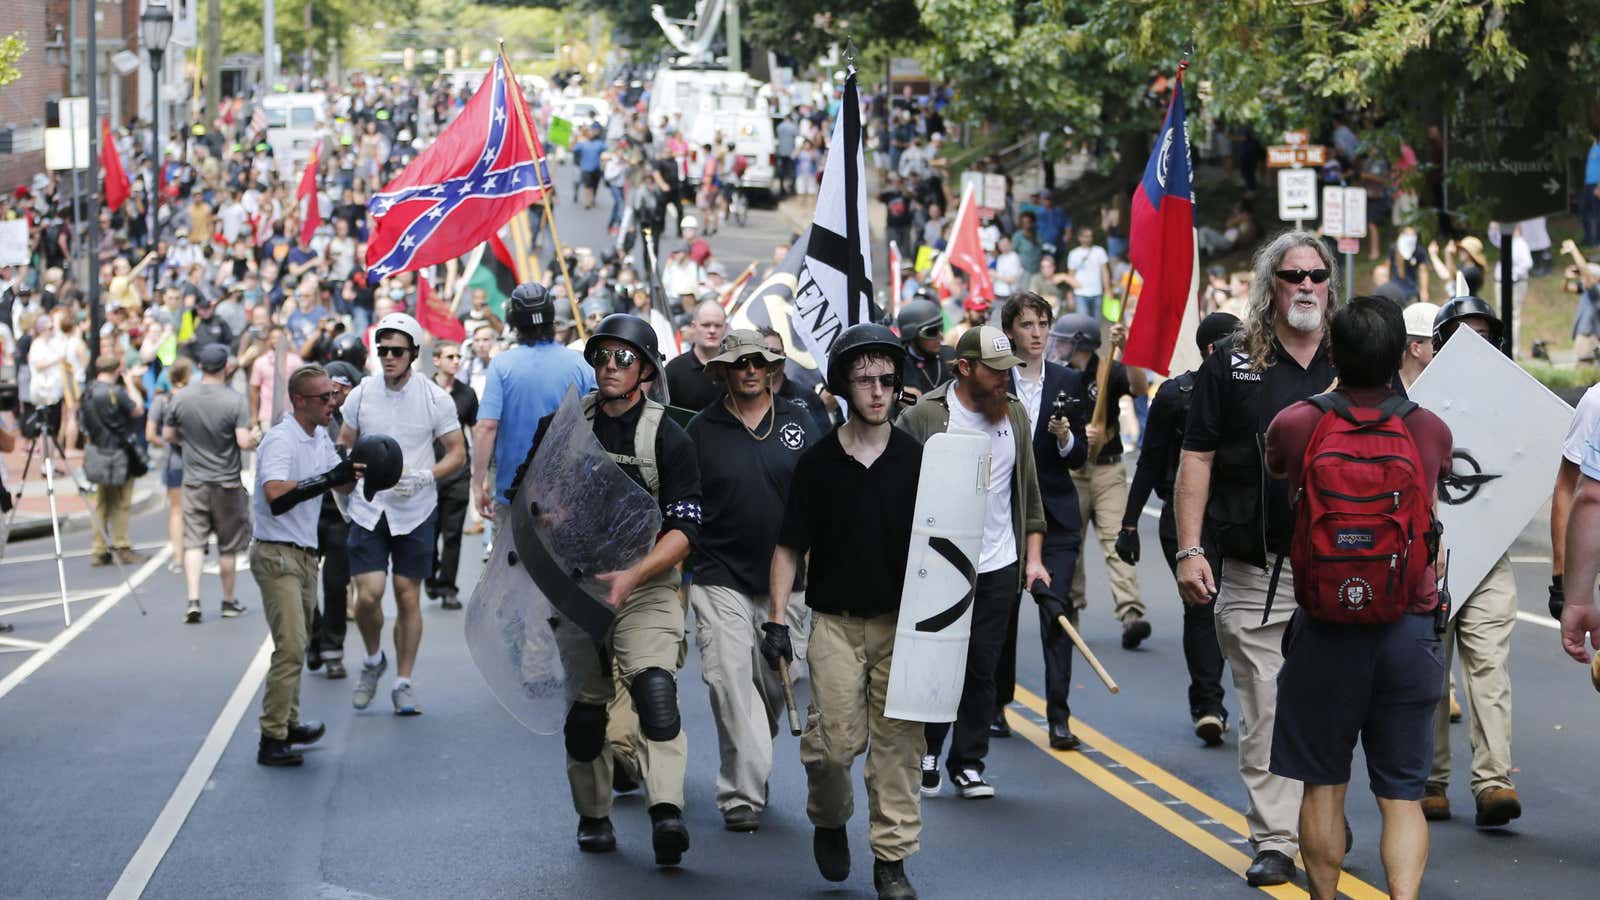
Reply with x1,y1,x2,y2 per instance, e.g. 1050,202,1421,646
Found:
497,40,587,340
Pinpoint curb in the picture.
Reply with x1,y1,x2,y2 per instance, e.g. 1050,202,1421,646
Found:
7,476,166,543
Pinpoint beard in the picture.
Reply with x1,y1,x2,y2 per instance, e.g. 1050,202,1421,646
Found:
1285,292,1323,332
975,385,1010,423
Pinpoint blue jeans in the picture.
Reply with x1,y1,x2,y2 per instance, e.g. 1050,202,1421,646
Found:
1582,184,1600,246
1075,293,1103,318
607,182,625,228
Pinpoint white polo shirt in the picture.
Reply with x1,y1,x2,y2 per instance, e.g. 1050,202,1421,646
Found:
342,370,461,536
252,417,342,548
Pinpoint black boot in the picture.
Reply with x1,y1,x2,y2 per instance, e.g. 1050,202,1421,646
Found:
649,803,689,866
576,816,616,853
813,826,849,882
873,858,918,899
257,735,304,767
1121,617,1152,649
286,720,326,746
1245,850,1296,886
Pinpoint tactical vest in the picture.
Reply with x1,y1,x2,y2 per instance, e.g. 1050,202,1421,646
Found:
581,392,663,497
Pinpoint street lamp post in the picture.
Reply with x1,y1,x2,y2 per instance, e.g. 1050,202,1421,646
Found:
141,0,175,261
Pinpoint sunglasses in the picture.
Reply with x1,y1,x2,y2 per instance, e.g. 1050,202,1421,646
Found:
438,353,460,360
297,390,337,403
375,345,411,358
726,355,772,372
586,346,639,369
849,374,899,391
1274,268,1330,285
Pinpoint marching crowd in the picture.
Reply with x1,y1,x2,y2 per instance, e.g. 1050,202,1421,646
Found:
3,71,1600,900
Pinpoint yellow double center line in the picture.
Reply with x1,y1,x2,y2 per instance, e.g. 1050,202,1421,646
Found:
1007,686,1389,900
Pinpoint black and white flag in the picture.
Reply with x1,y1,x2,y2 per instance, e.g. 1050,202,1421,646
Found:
794,69,874,378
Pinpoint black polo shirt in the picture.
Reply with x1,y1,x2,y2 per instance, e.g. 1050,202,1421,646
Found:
778,426,923,618
665,351,723,412
1073,353,1133,461
687,397,821,594
1184,335,1337,562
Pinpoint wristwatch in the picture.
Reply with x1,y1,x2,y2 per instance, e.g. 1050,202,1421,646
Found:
1173,546,1206,563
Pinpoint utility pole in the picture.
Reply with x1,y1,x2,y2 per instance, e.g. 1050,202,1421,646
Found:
263,0,276,92
725,0,741,72
205,0,220,110
86,0,103,379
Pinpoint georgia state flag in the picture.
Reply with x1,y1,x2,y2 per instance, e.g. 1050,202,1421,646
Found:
1123,72,1200,377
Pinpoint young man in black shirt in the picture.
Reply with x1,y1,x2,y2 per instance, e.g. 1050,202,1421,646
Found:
766,324,924,900
1116,312,1238,746
1053,314,1150,647
426,341,477,610
684,330,821,833
1174,231,1341,887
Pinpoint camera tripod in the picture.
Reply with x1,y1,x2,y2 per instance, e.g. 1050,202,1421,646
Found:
1,413,148,625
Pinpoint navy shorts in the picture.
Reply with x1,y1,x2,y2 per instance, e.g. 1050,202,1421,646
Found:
348,512,436,581
1270,611,1445,800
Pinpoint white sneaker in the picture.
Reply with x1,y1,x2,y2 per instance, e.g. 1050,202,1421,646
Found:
919,755,942,796
951,768,994,799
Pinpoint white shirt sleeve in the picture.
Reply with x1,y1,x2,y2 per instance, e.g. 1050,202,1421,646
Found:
257,429,292,484
342,382,364,434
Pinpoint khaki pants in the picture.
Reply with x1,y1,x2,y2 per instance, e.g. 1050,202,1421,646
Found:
252,541,319,740
1069,460,1144,622
689,584,810,814
91,480,134,556
554,571,689,818
1214,558,1301,857
1429,553,1516,795
801,612,923,862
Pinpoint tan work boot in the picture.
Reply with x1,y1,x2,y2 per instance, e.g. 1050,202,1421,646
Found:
1421,784,1451,821
1448,690,1462,723
1474,787,1522,828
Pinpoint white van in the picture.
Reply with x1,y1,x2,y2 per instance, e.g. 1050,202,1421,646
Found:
649,66,777,195
262,92,328,178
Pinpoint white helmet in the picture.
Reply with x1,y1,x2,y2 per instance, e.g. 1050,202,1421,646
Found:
680,214,700,232
373,311,425,350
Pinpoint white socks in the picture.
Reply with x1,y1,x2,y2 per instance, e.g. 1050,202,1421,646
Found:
365,651,383,668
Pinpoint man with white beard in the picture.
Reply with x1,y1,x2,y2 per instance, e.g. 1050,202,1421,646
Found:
1173,232,1342,887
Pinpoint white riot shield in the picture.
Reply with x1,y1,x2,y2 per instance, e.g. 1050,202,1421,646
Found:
885,429,990,722
1409,328,1572,612
464,386,663,733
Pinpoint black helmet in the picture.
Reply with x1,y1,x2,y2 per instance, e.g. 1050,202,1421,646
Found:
1047,313,1101,363
826,323,906,398
1432,295,1503,351
325,360,365,388
895,298,943,341
330,332,367,369
507,282,554,332
587,313,663,378
351,434,404,501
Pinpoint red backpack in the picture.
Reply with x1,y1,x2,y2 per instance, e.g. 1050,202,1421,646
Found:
1288,393,1436,625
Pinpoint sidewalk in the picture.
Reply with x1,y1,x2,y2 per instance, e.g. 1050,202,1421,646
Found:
3,443,164,543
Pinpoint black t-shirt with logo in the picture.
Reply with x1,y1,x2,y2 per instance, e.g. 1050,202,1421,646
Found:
686,396,821,594
1074,353,1132,461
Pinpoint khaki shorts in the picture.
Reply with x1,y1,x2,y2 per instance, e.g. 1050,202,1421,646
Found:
182,482,252,554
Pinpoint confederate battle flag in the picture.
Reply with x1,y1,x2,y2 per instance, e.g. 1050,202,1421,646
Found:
364,57,550,282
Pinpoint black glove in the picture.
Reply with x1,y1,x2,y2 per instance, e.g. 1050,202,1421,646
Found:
1550,574,1565,620
267,459,358,516
759,622,792,671
1115,527,1141,565
1034,591,1071,629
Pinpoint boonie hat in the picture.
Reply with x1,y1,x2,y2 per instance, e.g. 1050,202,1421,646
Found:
956,325,1023,371
708,329,784,369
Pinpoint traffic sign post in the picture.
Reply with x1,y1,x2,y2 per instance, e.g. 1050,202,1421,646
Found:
1321,186,1367,303
1278,168,1318,229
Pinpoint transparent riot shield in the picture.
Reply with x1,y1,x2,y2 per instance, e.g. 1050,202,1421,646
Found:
464,385,663,733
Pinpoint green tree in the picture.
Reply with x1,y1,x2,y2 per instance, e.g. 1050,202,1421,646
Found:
0,31,24,87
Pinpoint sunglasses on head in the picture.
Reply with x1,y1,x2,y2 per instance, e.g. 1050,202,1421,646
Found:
586,346,639,369
1274,268,1331,285
375,345,411,358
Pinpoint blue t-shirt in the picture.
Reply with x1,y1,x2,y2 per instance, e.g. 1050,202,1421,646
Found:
479,341,597,500
573,139,606,173
1586,142,1600,185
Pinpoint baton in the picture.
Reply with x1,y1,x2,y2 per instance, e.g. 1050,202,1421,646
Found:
1032,579,1119,695
778,658,802,735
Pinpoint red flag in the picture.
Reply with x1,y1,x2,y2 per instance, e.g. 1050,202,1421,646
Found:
1122,66,1199,376
364,58,548,282
932,184,993,304
415,274,466,341
296,140,322,247
100,118,130,212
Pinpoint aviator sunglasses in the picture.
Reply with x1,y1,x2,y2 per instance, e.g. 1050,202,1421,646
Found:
586,346,639,368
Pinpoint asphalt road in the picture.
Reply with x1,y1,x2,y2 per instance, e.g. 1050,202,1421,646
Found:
3,174,1598,899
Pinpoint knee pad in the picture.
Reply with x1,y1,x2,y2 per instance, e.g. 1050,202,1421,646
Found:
629,667,681,742
563,702,608,762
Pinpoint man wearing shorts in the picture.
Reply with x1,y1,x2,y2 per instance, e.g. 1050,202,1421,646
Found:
339,313,465,716
167,344,259,623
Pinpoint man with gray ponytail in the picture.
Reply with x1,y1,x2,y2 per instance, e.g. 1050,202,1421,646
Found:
1172,231,1341,887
